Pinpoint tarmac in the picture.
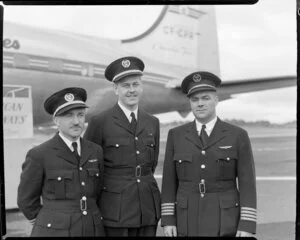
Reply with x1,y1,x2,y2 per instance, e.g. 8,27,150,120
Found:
2,124,296,239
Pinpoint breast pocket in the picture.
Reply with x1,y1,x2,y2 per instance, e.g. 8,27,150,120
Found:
216,149,237,180
103,137,130,165
144,137,156,164
86,168,100,195
45,170,73,199
173,153,193,181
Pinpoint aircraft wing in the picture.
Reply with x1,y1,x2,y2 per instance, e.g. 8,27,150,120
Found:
166,75,297,101
218,75,297,101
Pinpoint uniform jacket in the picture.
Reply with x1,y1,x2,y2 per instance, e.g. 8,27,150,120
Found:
17,133,105,237
161,118,257,236
84,104,161,228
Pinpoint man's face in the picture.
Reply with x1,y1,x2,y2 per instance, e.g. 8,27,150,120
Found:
114,75,143,110
189,91,218,124
54,108,86,141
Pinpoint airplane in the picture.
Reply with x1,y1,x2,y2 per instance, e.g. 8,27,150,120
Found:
2,5,296,211
3,5,296,130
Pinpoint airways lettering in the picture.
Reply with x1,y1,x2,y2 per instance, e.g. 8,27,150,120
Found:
4,102,23,112
3,38,20,50
3,115,27,124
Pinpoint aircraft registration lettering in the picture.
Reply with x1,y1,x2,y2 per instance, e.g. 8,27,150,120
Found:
3,38,20,50
163,26,199,40
3,85,33,139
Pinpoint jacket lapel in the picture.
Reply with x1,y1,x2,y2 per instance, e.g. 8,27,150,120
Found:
80,138,93,166
184,121,202,149
52,133,78,165
112,104,132,134
206,118,227,149
136,109,150,136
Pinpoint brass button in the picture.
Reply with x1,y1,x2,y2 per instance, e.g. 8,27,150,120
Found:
82,196,87,200
79,167,83,171
96,173,99,177
201,150,206,155
137,179,141,183
151,144,154,147
100,217,103,220
135,137,138,140
136,150,140,154
200,179,205,183
179,160,182,163
201,164,205,169
201,193,204,198
115,144,119,148
82,211,87,215
81,182,85,186
226,157,230,161
57,177,62,181
47,223,51,228
235,203,239,206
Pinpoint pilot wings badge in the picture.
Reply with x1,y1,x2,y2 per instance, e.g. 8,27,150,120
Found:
218,146,232,149
88,159,98,163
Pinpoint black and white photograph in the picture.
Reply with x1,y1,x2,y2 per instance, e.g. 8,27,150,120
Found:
2,1,296,238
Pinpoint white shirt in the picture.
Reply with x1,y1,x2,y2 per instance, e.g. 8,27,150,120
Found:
59,132,81,156
195,116,217,137
118,101,138,123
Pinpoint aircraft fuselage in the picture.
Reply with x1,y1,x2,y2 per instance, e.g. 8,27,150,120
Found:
4,67,190,126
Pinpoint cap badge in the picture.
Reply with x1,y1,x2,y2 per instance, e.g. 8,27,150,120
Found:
122,59,130,68
64,93,75,102
193,74,201,82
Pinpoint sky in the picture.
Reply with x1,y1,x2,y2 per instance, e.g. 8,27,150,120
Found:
2,1,297,124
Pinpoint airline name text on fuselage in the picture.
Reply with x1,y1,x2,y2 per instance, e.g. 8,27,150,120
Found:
3,38,20,49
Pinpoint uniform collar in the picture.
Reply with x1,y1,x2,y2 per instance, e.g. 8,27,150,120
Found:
195,116,217,136
58,132,81,155
118,101,138,122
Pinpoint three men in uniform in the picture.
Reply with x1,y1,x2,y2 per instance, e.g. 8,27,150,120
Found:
17,57,256,237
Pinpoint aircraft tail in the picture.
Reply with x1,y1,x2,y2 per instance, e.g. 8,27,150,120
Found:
121,5,220,76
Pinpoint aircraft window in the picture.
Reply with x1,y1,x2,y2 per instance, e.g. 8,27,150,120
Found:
5,92,13,98
13,88,29,98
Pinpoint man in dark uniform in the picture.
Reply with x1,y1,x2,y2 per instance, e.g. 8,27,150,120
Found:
161,72,257,237
17,87,105,237
84,56,161,236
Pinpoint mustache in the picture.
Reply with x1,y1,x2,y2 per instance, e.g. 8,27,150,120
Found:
71,125,82,128
126,94,138,97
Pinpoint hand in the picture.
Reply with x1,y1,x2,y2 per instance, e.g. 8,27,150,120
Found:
29,218,36,225
236,230,253,237
163,225,177,237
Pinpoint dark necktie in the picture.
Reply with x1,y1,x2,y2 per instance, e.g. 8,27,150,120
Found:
72,142,80,161
200,125,209,147
130,112,137,133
